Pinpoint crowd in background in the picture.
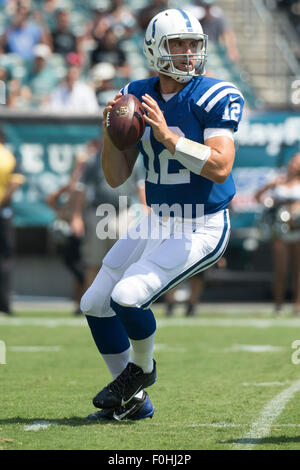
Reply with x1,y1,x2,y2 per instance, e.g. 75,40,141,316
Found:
0,0,244,112
1,0,300,317
0,0,142,111
273,0,300,35
0,0,299,112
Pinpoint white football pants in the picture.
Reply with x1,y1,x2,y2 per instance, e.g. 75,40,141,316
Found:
80,209,230,317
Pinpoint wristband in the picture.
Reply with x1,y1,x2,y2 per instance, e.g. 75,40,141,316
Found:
174,137,211,175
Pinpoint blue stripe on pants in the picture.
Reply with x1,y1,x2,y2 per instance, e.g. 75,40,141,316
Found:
141,210,230,309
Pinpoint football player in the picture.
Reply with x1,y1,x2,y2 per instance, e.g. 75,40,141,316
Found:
82,8,244,421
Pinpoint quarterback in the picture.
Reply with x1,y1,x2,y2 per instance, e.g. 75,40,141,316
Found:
81,9,244,421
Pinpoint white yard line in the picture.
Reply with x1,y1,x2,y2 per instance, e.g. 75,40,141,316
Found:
157,318,300,329
22,420,300,431
243,381,290,387
189,423,242,428
0,318,85,327
188,422,300,429
11,301,288,315
154,343,187,353
222,344,285,353
9,346,61,352
24,421,58,431
1,317,300,328
234,378,300,450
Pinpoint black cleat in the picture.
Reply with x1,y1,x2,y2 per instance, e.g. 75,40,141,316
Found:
86,391,154,421
93,361,156,409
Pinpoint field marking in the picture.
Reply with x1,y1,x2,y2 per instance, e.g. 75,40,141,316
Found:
0,318,86,327
189,423,242,428
20,418,300,432
243,381,290,387
9,346,61,352
24,421,58,431
22,420,300,431
1,317,300,329
223,344,285,353
188,423,300,429
158,318,300,329
154,343,187,353
11,301,289,315
234,378,300,450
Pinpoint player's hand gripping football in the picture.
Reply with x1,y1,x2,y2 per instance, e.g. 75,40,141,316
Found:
142,94,179,153
102,92,123,135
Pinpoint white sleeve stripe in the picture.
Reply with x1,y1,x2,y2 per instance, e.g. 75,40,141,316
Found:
123,83,130,95
196,81,236,107
204,128,234,141
204,88,244,112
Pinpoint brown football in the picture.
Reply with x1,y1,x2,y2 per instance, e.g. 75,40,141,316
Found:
106,94,145,150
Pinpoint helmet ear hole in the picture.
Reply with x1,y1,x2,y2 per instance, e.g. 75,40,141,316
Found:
149,48,154,56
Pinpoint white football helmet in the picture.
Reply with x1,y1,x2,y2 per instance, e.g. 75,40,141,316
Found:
144,9,207,83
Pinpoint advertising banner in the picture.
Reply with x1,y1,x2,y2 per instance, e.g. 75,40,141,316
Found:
1,112,300,230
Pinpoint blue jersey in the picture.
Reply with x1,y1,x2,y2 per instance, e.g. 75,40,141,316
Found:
121,75,244,216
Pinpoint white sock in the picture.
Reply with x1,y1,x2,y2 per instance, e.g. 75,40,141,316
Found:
102,347,131,379
131,332,155,373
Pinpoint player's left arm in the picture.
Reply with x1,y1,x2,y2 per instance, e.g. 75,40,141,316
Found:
201,135,235,184
142,90,241,185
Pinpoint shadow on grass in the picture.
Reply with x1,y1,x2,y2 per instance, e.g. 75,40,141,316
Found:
0,416,135,426
224,435,300,445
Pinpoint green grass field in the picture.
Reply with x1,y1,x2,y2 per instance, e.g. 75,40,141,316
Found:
1,303,300,451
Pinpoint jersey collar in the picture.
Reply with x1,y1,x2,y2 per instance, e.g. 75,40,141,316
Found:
151,76,203,104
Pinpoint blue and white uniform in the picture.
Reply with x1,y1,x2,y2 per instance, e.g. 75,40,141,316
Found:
81,76,244,318
123,75,244,216
80,8,245,390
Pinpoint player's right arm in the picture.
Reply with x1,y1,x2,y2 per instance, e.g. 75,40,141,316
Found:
101,93,139,188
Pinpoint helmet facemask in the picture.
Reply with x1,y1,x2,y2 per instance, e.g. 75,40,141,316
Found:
144,9,208,84
157,33,207,83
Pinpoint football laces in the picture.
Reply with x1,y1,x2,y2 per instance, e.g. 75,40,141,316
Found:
106,111,111,127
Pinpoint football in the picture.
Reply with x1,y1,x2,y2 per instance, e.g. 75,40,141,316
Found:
106,94,145,150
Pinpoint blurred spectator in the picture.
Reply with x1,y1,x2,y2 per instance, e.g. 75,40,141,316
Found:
90,26,131,82
137,0,169,31
71,138,142,289
0,2,51,61
44,0,59,14
48,64,99,113
70,139,120,288
51,9,80,56
164,256,227,317
20,43,59,108
255,152,300,315
186,0,240,63
164,272,206,317
90,62,119,108
0,128,25,315
105,0,137,40
0,66,10,106
283,0,300,36
46,149,88,315
88,7,111,44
